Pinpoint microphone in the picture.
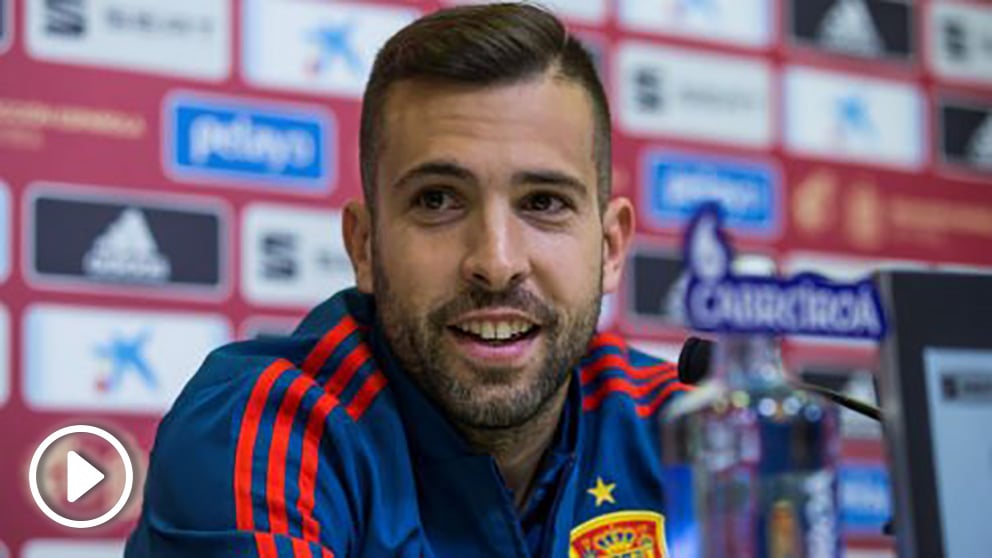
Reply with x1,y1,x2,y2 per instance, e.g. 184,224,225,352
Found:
676,336,882,421
677,336,713,386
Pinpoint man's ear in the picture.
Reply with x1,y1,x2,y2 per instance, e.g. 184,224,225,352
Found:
343,200,374,293
601,197,635,294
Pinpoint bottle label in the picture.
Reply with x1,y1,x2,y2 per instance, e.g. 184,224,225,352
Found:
683,202,887,339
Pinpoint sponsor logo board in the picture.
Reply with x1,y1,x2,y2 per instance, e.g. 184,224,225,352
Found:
939,98,992,176
782,253,921,346
641,149,781,237
21,539,125,558
23,304,230,413
26,185,228,297
243,0,417,99
628,248,689,328
618,0,772,48
784,66,924,169
26,0,230,80
0,182,8,283
628,247,776,329
0,305,8,408
165,92,335,192
242,204,353,307
838,464,892,534
929,2,992,87
789,0,913,61
617,41,773,148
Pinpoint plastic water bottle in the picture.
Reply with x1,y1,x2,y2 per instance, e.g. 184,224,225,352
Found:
662,335,841,558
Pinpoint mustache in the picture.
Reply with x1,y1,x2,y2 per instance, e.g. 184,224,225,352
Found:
428,285,557,327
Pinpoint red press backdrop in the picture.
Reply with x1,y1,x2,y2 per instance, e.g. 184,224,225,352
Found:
1,0,991,556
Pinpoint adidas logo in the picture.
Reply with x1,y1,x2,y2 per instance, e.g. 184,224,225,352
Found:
967,114,992,170
817,0,883,57
83,208,171,283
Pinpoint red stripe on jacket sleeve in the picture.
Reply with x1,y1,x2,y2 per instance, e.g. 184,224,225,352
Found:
290,537,312,557
589,332,627,352
581,369,679,412
580,353,676,385
345,370,388,420
297,393,340,543
254,532,279,557
235,359,295,531
266,374,318,535
636,382,692,417
324,342,372,397
302,316,358,376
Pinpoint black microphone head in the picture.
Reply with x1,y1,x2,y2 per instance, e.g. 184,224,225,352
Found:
678,336,713,385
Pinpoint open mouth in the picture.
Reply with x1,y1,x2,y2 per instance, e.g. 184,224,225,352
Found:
447,320,541,346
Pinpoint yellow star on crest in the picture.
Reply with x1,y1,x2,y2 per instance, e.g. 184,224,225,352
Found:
587,476,616,507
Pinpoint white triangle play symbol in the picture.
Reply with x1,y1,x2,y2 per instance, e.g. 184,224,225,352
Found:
66,451,105,503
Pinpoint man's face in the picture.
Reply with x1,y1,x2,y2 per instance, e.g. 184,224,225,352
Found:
360,73,616,429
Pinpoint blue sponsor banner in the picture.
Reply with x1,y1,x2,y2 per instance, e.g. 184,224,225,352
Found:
643,150,780,236
683,203,887,339
165,93,334,192
839,464,892,535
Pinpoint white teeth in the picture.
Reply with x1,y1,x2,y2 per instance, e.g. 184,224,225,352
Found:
496,322,511,340
481,322,495,339
455,319,534,341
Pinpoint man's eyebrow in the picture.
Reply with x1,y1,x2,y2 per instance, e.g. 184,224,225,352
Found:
512,169,590,199
391,160,476,191
391,161,590,199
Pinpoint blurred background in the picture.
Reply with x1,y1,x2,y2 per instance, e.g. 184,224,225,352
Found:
0,0,990,556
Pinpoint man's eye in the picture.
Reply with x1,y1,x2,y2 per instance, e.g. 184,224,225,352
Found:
414,189,458,211
522,192,568,213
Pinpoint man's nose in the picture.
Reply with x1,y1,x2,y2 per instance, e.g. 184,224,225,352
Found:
461,206,530,292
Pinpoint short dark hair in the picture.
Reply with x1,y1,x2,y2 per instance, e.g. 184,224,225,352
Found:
359,2,611,215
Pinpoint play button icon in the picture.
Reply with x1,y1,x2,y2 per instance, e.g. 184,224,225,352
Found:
66,451,106,503
29,425,134,529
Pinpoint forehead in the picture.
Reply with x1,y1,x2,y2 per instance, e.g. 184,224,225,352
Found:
376,73,597,190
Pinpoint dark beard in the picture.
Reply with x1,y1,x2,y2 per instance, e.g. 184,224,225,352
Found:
373,254,601,430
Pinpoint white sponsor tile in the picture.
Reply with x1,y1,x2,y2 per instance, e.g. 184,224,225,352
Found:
618,0,772,48
23,304,230,413
25,0,230,80
616,41,773,148
784,66,925,169
243,0,418,99
928,2,992,87
20,539,125,558
242,204,353,307
0,305,8,408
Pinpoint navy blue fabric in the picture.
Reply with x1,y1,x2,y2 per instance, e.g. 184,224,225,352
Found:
125,288,689,557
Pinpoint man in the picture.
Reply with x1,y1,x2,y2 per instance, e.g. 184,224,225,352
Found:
126,3,690,556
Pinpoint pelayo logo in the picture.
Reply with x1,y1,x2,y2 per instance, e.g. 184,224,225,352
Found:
683,203,886,339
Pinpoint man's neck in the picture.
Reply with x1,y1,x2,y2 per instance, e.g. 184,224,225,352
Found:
456,378,571,511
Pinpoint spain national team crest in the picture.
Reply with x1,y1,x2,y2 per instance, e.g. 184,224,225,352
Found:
569,510,668,558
